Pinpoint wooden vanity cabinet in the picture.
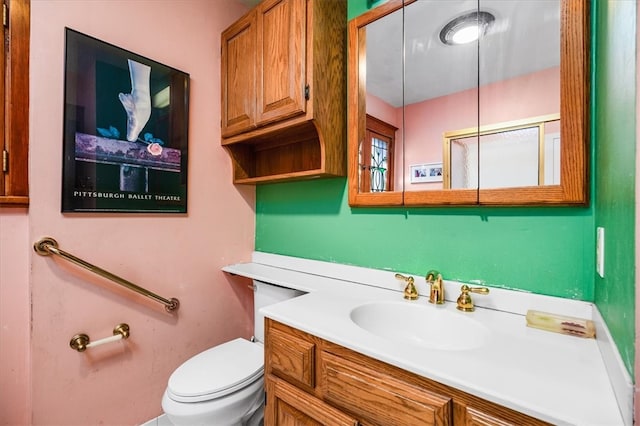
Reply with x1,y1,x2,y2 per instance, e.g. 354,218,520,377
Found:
221,0,346,184
265,319,550,426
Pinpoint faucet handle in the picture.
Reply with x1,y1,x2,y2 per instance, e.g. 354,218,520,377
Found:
425,270,441,282
456,285,489,312
395,273,419,300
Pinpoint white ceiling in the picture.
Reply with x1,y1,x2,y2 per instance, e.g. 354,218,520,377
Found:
366,0,561,107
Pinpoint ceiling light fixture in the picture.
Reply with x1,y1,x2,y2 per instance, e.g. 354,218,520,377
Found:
439,11,495,46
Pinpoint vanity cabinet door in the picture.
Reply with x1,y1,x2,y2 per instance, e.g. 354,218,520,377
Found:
266,324,316,391
265,375,359,426
453,401,549,426
320,351,452,426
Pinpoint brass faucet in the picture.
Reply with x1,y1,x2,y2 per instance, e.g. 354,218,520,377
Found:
426,270,445,304
395,273,418,300
456,285,490,312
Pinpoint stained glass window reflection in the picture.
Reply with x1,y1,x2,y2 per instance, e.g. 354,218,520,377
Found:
370,137,389,192
360,115,397,193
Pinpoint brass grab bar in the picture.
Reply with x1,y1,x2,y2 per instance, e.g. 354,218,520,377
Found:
34,237,180,312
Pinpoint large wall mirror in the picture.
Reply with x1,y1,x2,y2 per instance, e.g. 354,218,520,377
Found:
347,0,589,207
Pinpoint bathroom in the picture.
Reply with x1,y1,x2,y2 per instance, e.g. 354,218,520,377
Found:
0,0,637,424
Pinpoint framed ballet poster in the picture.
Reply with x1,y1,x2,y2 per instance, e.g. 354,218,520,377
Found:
61,28,190,213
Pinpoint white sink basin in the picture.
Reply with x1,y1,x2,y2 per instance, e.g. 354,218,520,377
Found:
350,301,490,351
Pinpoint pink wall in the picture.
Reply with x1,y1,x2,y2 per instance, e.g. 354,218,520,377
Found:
404,67,559,190
1,1,256,424
0,208,30,425
366,94,400,128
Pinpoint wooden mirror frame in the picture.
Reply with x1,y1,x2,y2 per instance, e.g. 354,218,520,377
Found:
347,0,589,207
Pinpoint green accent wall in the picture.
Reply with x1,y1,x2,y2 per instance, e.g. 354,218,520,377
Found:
257,178,596,299
593,0,636,376
255,0,636,375
256,180,594,299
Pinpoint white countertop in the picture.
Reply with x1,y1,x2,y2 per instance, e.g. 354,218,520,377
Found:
224,253,629,426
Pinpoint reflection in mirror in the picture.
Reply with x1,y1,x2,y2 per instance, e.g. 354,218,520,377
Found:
444,115,560,189
403,0,480,193
361,0,562,195
478,0,561,190
362,6,403,194
361,115,398,192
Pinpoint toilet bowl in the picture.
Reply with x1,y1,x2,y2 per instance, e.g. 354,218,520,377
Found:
162,281,304,426
162,338,265,426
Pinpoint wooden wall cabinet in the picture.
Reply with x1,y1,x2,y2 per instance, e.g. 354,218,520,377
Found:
0,0,30,206
265,319,550,426
221,0,346,184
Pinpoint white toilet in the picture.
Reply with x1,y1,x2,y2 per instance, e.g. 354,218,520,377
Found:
162,281,304,426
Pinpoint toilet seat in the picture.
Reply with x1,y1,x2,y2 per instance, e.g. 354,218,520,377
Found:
167,338,264,403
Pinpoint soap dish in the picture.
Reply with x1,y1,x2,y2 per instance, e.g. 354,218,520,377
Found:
526,310,595,338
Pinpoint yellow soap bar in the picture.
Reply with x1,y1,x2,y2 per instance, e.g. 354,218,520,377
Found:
526,310,595,338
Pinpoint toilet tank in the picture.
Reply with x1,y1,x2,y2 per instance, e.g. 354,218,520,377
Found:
253,280,305,343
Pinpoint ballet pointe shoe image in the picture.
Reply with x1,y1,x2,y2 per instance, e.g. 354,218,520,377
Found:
119,59,151,142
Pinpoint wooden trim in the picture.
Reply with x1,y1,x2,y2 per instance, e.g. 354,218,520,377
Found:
0,2,5,195
308,0,346,177
0,0,29,206
403,188,478,206
0,195,28,205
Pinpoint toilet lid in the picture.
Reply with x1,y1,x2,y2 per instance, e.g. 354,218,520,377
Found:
167,338,264,403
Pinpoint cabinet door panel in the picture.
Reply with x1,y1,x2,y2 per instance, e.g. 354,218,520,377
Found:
267,326,316,389
256,0,306,125
266,375,357,426
453,401,550,426
221,11,257,137
321,351,451,426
